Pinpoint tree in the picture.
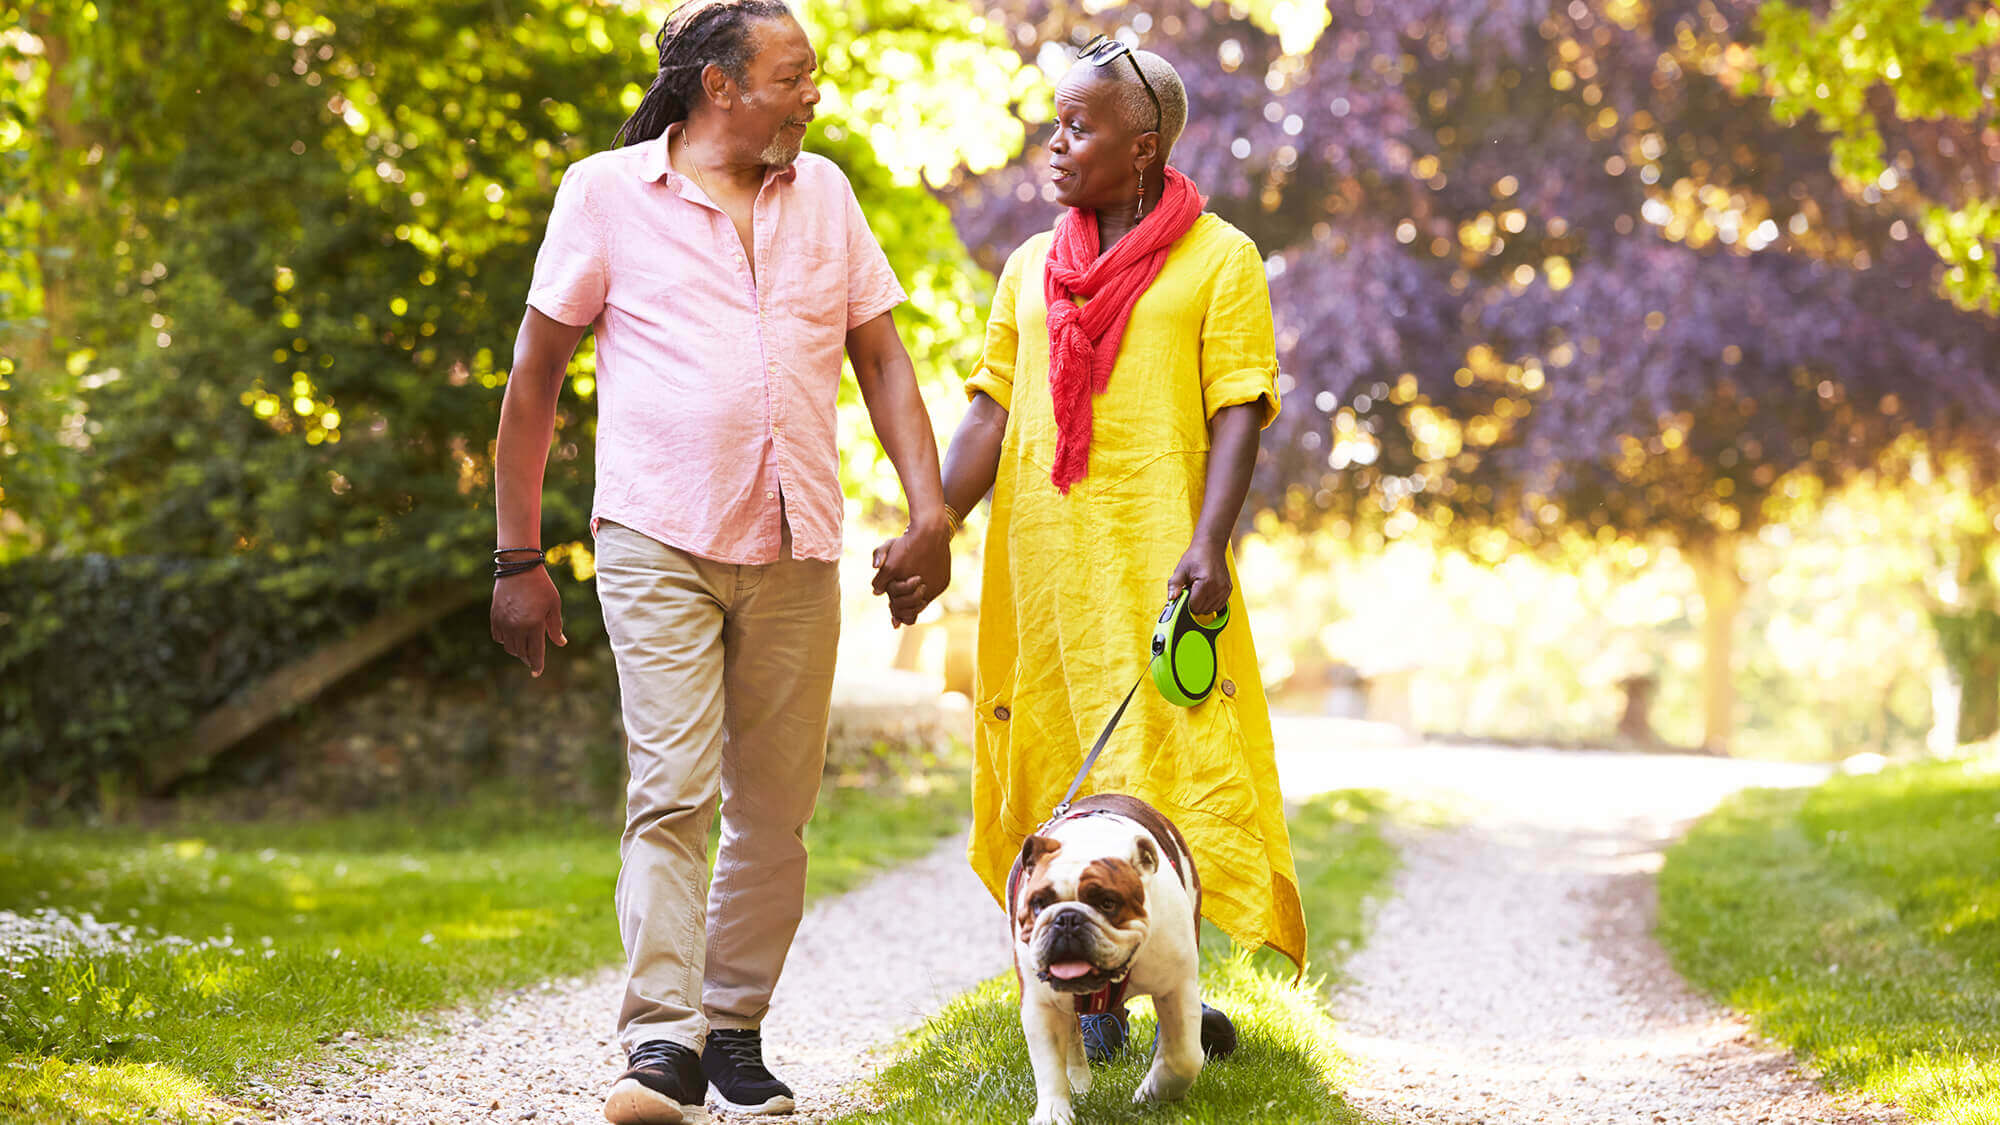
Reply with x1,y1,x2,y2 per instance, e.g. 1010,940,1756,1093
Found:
0,1,1048,791
1750,0,2000,741
948,0,2000,751
0,0,1041,587
1752,0,2000,314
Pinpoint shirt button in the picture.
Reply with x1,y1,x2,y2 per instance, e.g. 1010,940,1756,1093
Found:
765,491,776,500
994,705,1011,721
1220,679,1237,698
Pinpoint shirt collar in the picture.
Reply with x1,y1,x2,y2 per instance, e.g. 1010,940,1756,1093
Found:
637,122,800,188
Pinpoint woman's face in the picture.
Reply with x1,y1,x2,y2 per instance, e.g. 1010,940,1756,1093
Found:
1046,68,1155,212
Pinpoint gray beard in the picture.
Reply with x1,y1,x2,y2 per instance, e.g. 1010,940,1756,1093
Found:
759,130,803,168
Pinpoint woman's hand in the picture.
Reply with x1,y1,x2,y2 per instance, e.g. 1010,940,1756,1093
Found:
872,522,951,627
1166,537,1231,617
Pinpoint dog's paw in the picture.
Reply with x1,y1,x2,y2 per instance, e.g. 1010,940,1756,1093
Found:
1066,1061,1093,1096
1029,1099,1075,1125
1133,1067,1195,1105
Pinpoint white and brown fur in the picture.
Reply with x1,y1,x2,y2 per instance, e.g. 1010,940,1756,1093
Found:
1006,794,1204,1125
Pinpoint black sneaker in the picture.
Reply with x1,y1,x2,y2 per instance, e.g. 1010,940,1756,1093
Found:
605,1039,705,1125
1147,1003,1239,1059
702,1027,795,1115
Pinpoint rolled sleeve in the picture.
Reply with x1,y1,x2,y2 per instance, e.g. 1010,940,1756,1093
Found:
1199,241,1281,428
964,243,1027,412
842,181,907,330
526,166,607,327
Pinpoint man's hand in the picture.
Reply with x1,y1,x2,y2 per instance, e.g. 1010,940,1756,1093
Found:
491,567,567,676
871,521,951,627
1166,537,1232,618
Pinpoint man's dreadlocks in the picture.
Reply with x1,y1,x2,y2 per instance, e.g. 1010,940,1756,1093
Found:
616,0,795,147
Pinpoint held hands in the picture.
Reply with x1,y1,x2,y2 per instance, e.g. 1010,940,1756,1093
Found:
491,567,567,677
871,519,951,628
1167,536,1232,618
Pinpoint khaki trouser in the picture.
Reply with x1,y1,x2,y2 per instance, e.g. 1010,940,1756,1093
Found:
593,519,840,1053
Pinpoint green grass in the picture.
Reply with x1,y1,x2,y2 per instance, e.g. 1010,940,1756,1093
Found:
837,789,1398,1124
0,774,969,1124
1658,749,2000,1124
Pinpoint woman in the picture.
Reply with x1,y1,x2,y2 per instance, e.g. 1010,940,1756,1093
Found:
887,39,1307,1055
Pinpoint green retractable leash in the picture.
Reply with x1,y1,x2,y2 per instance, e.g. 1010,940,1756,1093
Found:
1150,588,1230,706
1046,589,1229,821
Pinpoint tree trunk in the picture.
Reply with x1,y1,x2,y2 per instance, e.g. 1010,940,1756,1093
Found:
1927,528,2000,750
1958,648,2000,744
145,585,484,793
1615,674,1662,748
1689,533,1744,755
1931,608,2000,747
24,8,88,372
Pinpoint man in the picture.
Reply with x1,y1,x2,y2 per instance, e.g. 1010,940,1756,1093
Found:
488,3,950,1122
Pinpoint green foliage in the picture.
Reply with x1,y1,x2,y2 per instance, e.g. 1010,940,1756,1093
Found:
839,790,1395,1124
1658,750,2000,1122
0,0,1038,586
1754,0,2000,312
0,554,383,798
0,774,969,1117
0,0,1041,790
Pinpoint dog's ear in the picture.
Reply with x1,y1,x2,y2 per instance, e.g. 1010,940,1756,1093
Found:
1133,836,1159,874
1020,834,1061,873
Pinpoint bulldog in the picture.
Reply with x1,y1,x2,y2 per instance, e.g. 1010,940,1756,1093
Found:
1007,794,1204,1125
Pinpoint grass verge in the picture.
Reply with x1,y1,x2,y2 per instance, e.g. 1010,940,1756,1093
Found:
1657,748,2000,1124
836,789,1398,1124
0,773,968,1123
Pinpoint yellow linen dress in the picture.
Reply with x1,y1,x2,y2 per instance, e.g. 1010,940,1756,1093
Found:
964,212,1307,970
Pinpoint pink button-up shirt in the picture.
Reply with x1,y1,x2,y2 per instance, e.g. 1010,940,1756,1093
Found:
526,125,906,564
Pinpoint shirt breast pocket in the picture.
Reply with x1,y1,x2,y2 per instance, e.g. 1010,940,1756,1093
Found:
616,260,687,311
783,237,848,329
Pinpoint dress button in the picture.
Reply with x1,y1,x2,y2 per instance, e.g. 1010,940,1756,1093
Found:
994,705,1011,721
1220,679,1236,698
765,490,776,500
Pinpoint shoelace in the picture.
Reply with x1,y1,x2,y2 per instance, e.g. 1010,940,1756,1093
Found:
628,1040,686,1071
707,1032,772,1077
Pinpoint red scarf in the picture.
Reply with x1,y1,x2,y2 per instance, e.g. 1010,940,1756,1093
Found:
1043,166,1205,493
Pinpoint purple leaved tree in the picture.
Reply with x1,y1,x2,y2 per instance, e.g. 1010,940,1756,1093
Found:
950,0,2000,751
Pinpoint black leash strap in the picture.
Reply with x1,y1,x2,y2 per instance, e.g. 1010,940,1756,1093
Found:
1049,670,1146,822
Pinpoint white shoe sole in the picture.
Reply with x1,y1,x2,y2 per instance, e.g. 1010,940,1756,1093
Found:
713,1092,795,1115
603,1077,696,1124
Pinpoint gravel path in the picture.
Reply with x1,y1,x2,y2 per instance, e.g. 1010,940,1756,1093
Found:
254,834,1008,1124
244,719,1910,1124
1273,719,1909,1125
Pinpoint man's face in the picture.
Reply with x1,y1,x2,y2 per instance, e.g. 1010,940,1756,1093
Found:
732,16,820,166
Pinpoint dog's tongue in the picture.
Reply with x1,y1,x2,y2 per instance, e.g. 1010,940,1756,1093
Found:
1048,961,1095,981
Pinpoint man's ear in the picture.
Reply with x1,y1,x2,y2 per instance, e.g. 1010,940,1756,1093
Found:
1133,837,1160,874
699,61,737,110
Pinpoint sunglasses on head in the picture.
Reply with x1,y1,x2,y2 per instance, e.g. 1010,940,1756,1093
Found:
1077,34,1163,135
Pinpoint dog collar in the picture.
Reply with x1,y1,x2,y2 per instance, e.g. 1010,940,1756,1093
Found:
1041,808,1187,885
